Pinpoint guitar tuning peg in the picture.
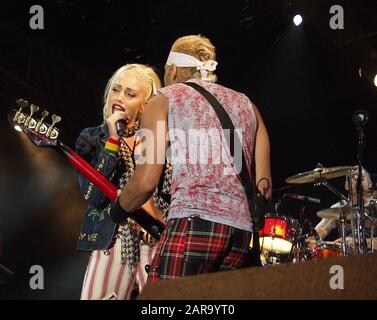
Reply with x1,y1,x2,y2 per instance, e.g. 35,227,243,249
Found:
35,110,50,133
16,99,29,109
30,104,40,114
14,99,29,123
24,104,40,128
46,114,61,138
51,114,61,125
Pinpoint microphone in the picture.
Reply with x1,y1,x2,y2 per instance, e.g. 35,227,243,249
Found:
284,193,321,204
116,119,129,137
352,110,369,127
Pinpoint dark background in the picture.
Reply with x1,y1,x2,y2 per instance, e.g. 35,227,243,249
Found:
0,0,376,299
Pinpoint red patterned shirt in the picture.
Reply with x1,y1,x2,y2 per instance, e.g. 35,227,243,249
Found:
159,79,257,232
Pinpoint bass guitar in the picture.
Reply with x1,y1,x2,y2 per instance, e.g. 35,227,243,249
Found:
8,99,165,240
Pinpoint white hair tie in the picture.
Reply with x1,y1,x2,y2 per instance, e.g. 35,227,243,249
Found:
166,51,218,82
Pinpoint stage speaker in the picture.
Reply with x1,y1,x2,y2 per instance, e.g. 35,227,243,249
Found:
138,253,377,299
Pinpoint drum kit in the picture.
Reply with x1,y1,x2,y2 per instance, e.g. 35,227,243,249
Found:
259,164,377,266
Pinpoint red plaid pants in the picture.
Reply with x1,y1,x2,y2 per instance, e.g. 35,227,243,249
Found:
147,216,252,283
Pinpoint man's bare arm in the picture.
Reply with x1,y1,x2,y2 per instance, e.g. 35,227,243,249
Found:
253,104,272,199
118,94,169,211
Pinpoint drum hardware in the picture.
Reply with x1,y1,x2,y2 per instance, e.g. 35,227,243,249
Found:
368,200,376,252
286,163,352,202
286,164,359,257
340,205,349,255
315,203,350,256
352,110,369,254
287,196,311,263
286,164,353,228
314,177,350,203
274,148,375,263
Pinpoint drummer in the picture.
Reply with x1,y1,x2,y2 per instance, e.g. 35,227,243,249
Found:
315,168,376,248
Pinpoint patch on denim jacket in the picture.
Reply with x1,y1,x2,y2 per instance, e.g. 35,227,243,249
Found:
88,208,105,221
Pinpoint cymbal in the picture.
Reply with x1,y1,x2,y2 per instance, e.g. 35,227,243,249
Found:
316,205,352,220
285,166,357,184
317,201,377,220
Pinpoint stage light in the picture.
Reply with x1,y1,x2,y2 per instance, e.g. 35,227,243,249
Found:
374,74,377,87
14,125,22,132
293,14,303,26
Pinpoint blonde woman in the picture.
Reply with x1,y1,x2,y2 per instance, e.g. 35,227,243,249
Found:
75,64,164,299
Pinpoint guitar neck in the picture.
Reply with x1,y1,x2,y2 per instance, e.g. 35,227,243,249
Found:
56,141,164,240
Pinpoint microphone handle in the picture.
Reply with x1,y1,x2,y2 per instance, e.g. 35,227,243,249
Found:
116,120,128,137
285,193,320,204
303,195,321,204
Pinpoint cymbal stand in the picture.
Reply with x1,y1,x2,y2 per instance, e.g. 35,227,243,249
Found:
314,176,350,255
339,211,349,256
370,199,376,251
352,111,368,254
289,200,307,263
314,177,349,202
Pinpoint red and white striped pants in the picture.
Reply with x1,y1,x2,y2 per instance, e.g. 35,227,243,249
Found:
80,238,156,300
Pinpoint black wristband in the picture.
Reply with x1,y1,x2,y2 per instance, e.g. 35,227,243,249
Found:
109,198,135,223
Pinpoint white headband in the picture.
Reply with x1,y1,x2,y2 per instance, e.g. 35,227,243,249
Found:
166,51,218,82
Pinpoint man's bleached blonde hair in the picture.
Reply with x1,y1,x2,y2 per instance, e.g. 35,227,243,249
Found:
171,35,217,82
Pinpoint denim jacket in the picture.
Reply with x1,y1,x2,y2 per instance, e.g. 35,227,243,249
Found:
75,124,121,251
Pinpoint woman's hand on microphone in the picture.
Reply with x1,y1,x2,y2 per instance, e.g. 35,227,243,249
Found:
106,111,129,140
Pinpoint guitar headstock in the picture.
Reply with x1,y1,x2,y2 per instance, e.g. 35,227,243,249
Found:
8,99,61,147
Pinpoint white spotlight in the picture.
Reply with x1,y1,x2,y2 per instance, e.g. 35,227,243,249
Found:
14,125,22,132
374,74,377,87
293,14,303,26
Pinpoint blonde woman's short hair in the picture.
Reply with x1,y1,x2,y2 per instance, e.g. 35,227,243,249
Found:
171,35,217,82
102,63,161,120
